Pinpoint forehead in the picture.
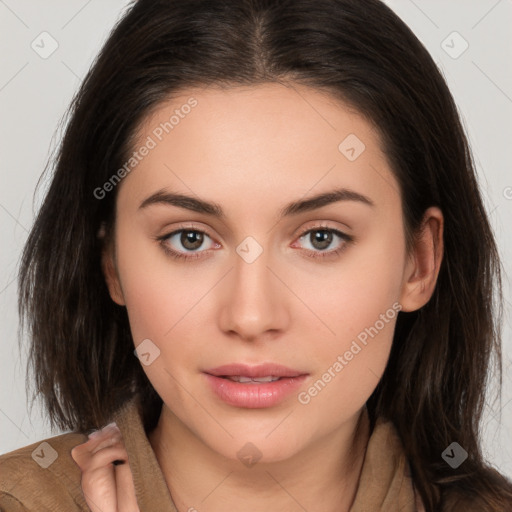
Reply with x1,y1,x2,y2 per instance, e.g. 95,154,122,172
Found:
118,83,399,214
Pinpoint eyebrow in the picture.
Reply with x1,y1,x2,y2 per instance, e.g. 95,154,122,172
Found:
138,187,374,219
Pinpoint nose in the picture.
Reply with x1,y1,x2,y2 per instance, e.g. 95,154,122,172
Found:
217,244,290,343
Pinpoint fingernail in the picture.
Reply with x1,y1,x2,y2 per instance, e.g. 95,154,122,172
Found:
87,422,118,439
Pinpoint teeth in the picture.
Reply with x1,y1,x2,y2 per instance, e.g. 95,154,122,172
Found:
226,375,281,383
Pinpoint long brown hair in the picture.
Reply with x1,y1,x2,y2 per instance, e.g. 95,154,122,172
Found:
18,0,512,509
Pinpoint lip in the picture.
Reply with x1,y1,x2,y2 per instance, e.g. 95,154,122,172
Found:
203,363,309,408
204,363,307,378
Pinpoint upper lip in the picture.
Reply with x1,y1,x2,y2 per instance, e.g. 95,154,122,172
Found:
204,363,308,378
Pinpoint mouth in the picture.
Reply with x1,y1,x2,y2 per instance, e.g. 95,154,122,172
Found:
204,362,307,379
203,363,309,408
218,375,284,383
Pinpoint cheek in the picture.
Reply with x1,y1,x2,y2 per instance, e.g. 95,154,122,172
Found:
114,228,180,341
298,302,398,424
114,227,216,382
298,224,405,346
297,230,404,412
114,233,202,402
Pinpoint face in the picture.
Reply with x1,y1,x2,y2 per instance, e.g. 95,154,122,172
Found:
103,83,440,463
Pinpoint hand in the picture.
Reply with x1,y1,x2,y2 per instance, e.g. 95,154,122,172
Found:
71,422,140,512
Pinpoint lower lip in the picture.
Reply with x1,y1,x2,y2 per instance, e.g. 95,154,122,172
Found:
203,374,308,408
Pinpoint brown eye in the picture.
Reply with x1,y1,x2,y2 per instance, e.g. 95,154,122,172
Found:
180,230,204,250
157,227,218,261
294,226,354,260
308,230,334,251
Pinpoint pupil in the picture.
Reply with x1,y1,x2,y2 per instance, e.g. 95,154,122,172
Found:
312,230,332,250
182,231,203,250
179,230,332,251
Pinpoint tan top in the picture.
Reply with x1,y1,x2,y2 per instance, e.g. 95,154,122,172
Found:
0,396,424,511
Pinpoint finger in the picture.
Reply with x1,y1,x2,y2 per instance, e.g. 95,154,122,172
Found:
90,432,123,456
71,428,122,470
75,443,128,512
83,444,139,512
71,433,127,512
115,461,141,512
79,442,129,471
89,428,140,512
80,464,118,512
87,425,122,453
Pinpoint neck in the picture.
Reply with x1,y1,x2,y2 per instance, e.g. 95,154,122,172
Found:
149,405,371,512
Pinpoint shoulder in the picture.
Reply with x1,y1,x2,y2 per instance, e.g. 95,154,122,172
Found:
0,431,89,511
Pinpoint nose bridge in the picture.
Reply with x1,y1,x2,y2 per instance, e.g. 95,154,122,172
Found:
218,236,288,339
234,246,271,301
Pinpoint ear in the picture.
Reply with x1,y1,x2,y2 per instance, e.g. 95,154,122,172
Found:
98,223,126,306
399,206,444,312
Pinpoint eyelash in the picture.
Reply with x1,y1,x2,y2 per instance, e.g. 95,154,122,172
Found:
155,223,354,261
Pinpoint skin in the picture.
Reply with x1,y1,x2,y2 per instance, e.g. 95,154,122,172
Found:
79,83,443,512
71,423,139,512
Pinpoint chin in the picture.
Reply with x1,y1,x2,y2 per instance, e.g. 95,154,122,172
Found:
202,428,307,467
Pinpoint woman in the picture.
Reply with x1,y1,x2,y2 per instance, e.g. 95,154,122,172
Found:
1,0,511,511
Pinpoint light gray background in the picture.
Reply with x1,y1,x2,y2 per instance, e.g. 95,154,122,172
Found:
1,0,511,479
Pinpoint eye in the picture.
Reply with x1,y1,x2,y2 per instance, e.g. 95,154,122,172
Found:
156,224,353,262
157,227,219,261
293,226,353,259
